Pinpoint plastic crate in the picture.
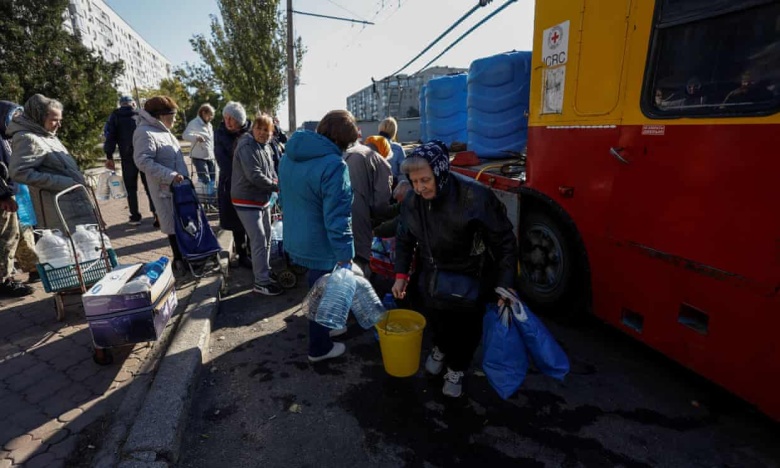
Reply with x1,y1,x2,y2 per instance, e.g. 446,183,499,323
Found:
37,249,118,293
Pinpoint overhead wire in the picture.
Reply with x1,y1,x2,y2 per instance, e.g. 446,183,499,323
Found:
324,0,370,22
412,0,518,75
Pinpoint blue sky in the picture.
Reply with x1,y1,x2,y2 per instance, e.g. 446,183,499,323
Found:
104,0,535,129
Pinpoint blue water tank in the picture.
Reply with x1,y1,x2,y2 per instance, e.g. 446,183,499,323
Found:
425,74,468,147
467,51,532,159
419,85,428,143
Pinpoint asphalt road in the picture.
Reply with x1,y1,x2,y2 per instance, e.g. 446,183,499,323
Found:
177,265,780,468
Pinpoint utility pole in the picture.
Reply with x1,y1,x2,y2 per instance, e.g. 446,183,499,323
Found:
286,0,296,133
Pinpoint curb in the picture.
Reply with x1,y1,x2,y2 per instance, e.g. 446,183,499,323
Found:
98,229,232,467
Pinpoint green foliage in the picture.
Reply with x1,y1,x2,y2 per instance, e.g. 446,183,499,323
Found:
190,0,303,115
0,0,122,167
176,65,226,130
136,76,193,135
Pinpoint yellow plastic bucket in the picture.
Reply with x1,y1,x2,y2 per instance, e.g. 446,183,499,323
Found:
375,309,427,377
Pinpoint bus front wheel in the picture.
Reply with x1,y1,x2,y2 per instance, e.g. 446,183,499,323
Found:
519,210,577,311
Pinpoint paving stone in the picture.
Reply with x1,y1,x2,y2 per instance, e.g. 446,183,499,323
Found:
41,396,80,419
24,452,60,468
113,370,135,384
6,437,43,465
28,419,64,441
67,400,108,434
65,362,101,382
0,395,27,420
57,408,83,423
0,353,36,380
7,362,51,392
0,457,13,468
23,376,70,404
46,348,92,372
6,325,48,346
45,434,78,460
2,434,32,451
41,428,69,446
0,422,24,448
81,372,115,394
30,338,78,362
7,408,49,430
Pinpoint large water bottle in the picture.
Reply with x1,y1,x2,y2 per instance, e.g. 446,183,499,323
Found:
119,274,152,294
86,225,112,250
73,224,102,262
270,219,283,241
95,171,112,201
143,256,170,284
351,276,385,329
315,266,356,329
35,230,75,268
108,171,127,199
15,183,37,227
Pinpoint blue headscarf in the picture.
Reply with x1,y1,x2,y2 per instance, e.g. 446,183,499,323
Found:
408,140,450,192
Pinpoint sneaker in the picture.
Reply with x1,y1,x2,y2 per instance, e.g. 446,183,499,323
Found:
152,214,160,229
0,278,34,298
253,283,283,296
425,346,446,375
442,368,464,398
128,216,142,226
268,271,279,284
329,327,348,338
308,342,346,362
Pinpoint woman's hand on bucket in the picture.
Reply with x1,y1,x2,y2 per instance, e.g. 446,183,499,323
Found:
392,278,408,300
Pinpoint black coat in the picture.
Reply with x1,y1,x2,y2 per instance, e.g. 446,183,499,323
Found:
104,106,137,160
215,120,251,230
395,172,518,292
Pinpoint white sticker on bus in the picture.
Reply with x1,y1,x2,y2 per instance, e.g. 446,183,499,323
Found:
542,20,570,67
542,66,566,114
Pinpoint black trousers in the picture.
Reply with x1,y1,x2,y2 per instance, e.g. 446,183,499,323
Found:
121,157,155,218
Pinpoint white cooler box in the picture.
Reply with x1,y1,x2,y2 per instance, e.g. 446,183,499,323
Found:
82,263,177,348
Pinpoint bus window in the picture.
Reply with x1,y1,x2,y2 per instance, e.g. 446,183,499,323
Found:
643,0,780,117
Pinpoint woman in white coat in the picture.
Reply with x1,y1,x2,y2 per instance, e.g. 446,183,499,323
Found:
133,96,189,272
182,103,216,188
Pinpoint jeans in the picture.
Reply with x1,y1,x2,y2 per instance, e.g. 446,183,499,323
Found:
192,158,216,185
235,208,272,286
307,268,335,357
121,157,155,219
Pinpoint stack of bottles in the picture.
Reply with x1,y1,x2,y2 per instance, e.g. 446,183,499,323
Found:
119,257,169,294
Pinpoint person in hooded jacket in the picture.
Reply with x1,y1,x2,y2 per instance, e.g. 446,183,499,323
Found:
279,109,357,363
0,101,33,297
8,94,93,232
132,96,189,272
391,140,518,398
215,101,252,268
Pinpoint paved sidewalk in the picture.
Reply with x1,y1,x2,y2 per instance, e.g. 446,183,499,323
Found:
0,193,200,467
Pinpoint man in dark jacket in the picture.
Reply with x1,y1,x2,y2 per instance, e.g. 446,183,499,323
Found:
104,96,156,226
215,101,251,267
0,100,33,297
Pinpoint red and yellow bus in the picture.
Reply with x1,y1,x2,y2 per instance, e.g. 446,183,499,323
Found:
456,0,780,419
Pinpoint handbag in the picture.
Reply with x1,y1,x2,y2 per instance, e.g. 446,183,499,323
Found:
421,209,481,309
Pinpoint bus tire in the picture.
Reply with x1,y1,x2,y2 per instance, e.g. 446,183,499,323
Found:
519,210,578,312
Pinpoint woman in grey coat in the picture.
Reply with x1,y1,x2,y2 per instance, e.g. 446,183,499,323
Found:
8,94,92,233
133,96,188,271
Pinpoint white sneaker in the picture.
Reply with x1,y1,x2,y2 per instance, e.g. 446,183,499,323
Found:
329,327,348,338
308,342,346,362
442,368,464,398
424,346,446,375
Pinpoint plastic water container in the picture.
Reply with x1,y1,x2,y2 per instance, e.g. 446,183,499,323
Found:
351,276,385,329
271,219,283,241
108,172,127,199
73,224,101,262
119,274,152,294
86,225,111,250
419,85,428,143
302,274,330,321
315,266,357,329
467,51,532,159
382,293,397,310
143,256,169,284
35,229,75,268
16,183,37,227
95,171,112,201
426,74,468,147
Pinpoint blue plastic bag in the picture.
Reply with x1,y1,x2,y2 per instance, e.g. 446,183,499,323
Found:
482,303,528,399
513,300,569,381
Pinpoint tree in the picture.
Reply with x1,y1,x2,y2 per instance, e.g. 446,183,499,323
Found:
190,0,304,114
0,0,122,167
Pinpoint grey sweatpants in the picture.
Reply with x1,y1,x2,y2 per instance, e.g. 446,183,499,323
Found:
236,207,272,286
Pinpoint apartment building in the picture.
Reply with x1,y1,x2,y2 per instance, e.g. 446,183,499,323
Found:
346,66,467,122
62,0,171,96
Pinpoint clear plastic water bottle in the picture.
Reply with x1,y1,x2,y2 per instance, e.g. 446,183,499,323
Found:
315,266,356,329
270,219,283,241
108,171,127,199
95,171,112,201
16,183,37,227
120,274,152,294
351,276,386,329
143,256,169,284
268,191,278,208
73,224,101,262
35,229,75,268
86,225,111,250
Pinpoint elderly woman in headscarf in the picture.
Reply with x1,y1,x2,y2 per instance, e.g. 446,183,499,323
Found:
391,140,518,398
133,96,189,272
8,94,92,232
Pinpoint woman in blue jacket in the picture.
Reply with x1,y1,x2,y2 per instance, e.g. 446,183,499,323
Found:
279,110,358,362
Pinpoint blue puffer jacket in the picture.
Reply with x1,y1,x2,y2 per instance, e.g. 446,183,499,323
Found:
279,130,354,271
